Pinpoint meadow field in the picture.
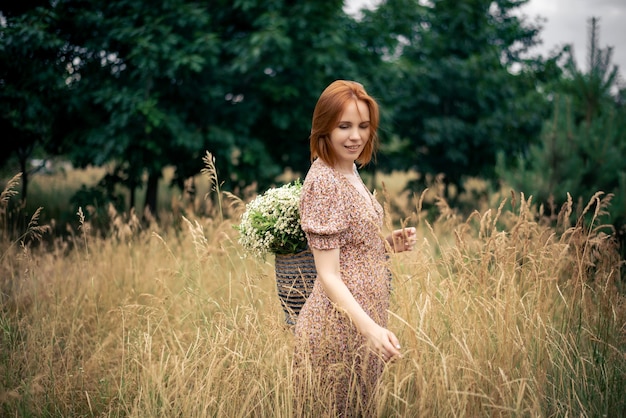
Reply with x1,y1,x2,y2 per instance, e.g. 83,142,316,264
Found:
1,164,625,417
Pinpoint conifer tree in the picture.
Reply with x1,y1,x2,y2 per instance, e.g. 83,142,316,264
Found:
496,17,626,254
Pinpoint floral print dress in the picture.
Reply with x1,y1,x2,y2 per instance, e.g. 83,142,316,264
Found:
294,158,391,416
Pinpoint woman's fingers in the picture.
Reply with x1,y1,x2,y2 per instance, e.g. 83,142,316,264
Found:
367,325,402,362
393,227,416,252
381,331,402,361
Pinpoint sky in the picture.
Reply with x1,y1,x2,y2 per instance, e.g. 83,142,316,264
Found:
344,0,626,81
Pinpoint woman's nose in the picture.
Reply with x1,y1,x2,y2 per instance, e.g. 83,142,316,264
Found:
348,127,361,140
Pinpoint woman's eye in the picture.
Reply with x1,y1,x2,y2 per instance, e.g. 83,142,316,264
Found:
337,123,369,129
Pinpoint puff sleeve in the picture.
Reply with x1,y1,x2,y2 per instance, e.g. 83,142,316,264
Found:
299,170,350,250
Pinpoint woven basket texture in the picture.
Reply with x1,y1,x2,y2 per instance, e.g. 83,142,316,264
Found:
274,248,316,325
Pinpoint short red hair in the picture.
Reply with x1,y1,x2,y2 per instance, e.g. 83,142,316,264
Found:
310,80,380,167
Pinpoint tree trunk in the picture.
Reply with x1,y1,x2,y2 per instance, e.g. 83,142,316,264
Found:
16,147,32,203
143,171,160,221
19,158,28,204
129,186,136,211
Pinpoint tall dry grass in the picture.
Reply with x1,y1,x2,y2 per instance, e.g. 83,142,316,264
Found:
1,162,624,417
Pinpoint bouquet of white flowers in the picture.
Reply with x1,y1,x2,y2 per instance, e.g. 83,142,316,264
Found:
237,180,308,258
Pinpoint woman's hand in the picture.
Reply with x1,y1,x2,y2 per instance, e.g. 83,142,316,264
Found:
362,323,402,362
387,227,417,253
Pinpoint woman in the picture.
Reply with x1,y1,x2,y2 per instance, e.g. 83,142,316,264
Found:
294,80,416,416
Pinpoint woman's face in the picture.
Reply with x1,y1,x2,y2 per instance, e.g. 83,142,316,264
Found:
329,99,371,170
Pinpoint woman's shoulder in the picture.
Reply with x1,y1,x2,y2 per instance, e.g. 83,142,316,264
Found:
301,159,344,203
304,159,338,184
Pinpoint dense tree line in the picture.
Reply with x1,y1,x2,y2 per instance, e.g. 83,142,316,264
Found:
1,0,624,240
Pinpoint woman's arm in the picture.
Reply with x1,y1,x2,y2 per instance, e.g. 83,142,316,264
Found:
311,247,402,361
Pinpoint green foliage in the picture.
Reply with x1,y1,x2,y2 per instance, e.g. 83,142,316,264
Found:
496,18,626,253
59,0,223,213
0,0,606,223
0,5,71,199
562,18,621,126
496,94,626,227
69,173,127,234
359,0,555,195
213,0,362,187
1,0,366,214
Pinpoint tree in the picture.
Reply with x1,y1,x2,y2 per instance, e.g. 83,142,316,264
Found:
56,0,222,216
353,0,430,176
210,0,364,187
5,0,562,221
496,17,626,256
362,0,554,198
562,17,621,127
0,4,70,200
2,0,366,220
497,94,626,205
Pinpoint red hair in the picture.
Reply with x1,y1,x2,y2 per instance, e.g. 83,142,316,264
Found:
310,80,380,167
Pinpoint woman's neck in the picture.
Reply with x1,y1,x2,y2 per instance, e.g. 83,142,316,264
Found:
334,162,355,176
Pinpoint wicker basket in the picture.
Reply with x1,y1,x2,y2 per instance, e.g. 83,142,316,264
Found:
274,248,316,325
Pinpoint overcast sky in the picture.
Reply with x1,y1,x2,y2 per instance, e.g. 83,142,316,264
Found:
345,0,626,80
